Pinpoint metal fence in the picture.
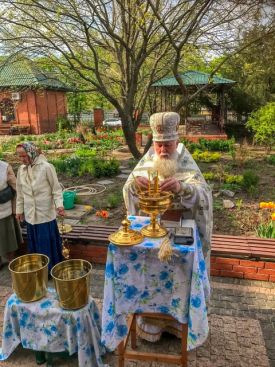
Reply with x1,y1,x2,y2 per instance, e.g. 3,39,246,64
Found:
67,112,94,124
66,110,150,125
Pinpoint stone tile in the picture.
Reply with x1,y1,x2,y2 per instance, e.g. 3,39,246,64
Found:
0,269,274,367
97,180,114,185
63,218,80,225
63,204,92,219
116,174,129,179
121,169,132,174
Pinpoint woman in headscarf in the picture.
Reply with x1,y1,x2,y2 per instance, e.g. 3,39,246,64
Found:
15,142,64,271
0,160,22,268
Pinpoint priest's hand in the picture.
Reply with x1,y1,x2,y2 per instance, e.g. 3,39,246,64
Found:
135,176,149,190
160,177,181,193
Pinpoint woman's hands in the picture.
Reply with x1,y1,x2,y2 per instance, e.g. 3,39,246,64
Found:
57,207,65,216
16,213,24,222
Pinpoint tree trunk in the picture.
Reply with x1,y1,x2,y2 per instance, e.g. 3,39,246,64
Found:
121,117,142,159
143,134,153,156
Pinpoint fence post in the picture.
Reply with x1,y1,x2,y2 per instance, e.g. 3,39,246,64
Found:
93,108,104,129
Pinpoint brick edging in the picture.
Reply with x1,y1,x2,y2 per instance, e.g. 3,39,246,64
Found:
18,240,275,282
211,256,275,282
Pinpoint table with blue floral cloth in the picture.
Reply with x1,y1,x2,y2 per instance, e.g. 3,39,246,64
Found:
0,288,108,367
101,216,210,352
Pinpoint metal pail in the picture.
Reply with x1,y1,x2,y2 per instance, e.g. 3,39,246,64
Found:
9,254,49,302
51,259,92,310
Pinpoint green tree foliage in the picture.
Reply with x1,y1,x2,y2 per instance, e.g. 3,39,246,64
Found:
0,1,273,158
246,102,275,150
210,27,275,117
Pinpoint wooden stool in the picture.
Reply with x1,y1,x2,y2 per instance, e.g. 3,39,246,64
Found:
117,313,188,367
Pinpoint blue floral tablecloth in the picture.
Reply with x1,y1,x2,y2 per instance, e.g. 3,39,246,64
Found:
101,216,210,352
0,288,108,367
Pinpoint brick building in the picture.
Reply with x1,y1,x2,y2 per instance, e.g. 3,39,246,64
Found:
0,56,72,135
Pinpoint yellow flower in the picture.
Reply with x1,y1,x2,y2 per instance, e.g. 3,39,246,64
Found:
267,202,274,209
259,202,267,209
85,205,92,211
271,212,275,221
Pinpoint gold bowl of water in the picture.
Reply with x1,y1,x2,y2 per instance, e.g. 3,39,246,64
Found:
9,254,49,302
139,191,173,237
51,259,92,310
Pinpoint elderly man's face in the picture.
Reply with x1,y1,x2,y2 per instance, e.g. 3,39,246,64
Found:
153,140,178,159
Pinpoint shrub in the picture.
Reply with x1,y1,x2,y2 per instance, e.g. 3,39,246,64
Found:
203,172,216,181
202,172,244,186
266,154,275,166
106,191,123,208
51,154,120,178
75,148,97,158
242,170,259,187
192,150,221,162
198,138,235,152
242,170,259,195
224,174,243,185
182,138,235,153
92,158,120,177
57,116,72,131
246,102,275,151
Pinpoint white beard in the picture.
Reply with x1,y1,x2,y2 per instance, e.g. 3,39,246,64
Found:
153,156,177,179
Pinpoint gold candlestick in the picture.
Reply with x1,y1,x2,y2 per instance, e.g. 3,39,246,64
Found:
138,170,173,238
148,170,151,194
154,171,159,194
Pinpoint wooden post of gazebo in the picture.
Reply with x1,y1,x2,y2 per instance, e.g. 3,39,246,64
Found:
219,85,225,131
150,70,235,137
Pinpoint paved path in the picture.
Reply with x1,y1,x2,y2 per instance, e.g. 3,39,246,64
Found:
0,264,274,367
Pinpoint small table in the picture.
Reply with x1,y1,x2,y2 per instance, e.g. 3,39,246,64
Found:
101,216,210,354
0,288,107,367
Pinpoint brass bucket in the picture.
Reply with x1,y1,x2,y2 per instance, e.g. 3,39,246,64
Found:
51,259,92,310
9,254,49,302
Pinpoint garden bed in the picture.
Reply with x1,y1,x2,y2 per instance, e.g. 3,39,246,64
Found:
55,147,275,237
2,132,274,238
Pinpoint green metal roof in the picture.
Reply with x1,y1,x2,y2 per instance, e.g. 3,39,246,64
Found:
0,56,73,91
152,70,235,87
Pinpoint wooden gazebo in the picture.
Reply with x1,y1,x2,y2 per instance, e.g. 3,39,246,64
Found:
151,71,235,135
0,56,73,135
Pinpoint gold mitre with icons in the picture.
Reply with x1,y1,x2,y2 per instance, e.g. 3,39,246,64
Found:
150,111,180,142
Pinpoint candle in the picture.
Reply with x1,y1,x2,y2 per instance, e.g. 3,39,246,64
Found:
154,171,159,194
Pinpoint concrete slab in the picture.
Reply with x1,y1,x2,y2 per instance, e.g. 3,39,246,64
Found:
97,180,114,185
64,204,93,219
116,174,129,179
120,169,132,174
63,218,80,225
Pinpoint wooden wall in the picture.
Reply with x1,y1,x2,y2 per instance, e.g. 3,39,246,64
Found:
0,89,67,134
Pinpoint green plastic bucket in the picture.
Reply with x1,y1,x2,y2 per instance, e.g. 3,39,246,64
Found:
63,191,76,210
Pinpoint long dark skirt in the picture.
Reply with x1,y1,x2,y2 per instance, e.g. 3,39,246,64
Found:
26,219,63,271
0,215,22,257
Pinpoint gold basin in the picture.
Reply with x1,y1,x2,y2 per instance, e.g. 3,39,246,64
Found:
9,254,49,302
139,191,172,214
51,259,92,310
